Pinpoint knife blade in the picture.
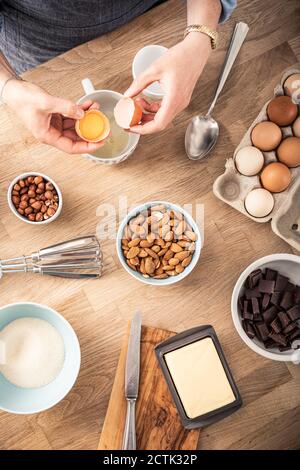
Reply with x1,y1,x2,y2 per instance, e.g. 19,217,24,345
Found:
122,311,142,450
125,311,142,399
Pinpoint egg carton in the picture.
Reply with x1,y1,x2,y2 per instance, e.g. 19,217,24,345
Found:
213,67,300,251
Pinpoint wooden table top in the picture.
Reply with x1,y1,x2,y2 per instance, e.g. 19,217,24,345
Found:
0,0,299,450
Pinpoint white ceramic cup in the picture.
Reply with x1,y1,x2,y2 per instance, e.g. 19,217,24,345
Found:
77,79,140,164
132,45,168,99
231,254,300,364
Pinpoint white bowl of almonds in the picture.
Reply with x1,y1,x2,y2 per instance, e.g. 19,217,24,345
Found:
117,201,201,285
8,172,62,225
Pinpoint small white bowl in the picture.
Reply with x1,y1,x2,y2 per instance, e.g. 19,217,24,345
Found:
231,254,300,364
7,172,62,225
0,302,81,414
132,45,168,99
116,201,201,286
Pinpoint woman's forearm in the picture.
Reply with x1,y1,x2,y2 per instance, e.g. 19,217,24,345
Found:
187,0,222,29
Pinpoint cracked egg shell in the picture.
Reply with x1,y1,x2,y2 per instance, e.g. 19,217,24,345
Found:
114,97,143,129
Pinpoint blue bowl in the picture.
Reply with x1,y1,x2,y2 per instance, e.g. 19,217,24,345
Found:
0,302,81,414
116,200,202,285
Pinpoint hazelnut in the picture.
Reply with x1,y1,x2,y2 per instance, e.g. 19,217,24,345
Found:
24,206,33,215
35,212,43,222
31,201,42,210
12,190,19,196
47,207,56,217
17,208,24,215
29,198,36,205
27,176,35,184
12,195,20,205
44,190,53,200
19,179,25,188
28,213,35,221
36,188,43,194
38,182,45,190
19,200,28,210
13,183,21,191
28,189,36,198
20,187,28,195
34,176,43,185
45,182,54,191
21,194,29,202
41,204,47,213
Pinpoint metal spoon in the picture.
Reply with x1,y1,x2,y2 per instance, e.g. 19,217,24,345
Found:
185,22,249,160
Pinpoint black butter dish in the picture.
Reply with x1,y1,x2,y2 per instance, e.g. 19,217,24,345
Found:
155,325,242,429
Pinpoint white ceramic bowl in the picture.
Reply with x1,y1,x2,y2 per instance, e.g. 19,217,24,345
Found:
231,254,300,364
116,201,201,285
7,172,62,225
0,302,81,414
77,79,140,164
132,45,167,99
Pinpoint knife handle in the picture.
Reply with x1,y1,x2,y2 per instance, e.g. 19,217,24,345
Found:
122,399,136,450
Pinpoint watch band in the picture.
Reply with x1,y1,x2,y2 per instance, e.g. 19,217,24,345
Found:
184,24,219,50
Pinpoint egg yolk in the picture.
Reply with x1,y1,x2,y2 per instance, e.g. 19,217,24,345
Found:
79,111,105,141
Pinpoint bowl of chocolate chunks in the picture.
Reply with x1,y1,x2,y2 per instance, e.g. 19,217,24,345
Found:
231,254,300,364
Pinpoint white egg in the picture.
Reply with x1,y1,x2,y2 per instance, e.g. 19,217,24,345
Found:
293,116,300,138
244,188,274,218
235,146,264,176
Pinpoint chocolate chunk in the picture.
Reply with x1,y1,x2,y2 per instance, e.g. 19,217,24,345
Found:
283,323,297,335
295,286,300,304
275,274,289,292
279,345,291,352
262,293,270,311
287,305,300,321
286,282,296,293
264,339,277,349
238,296,244,313
253,314,263,322
244,322,255,339
259,279,275,294
247,269,262,289
245,287,262,300
277,311,291,328
289,328,300,341
270,291,282,307
244,312,254,321
265,268,277,281
255,322,269,341
243,300,251,314
270,317,282,333
268,332,287,347
280,291,294,310
251,297,260,315
262,306,278,325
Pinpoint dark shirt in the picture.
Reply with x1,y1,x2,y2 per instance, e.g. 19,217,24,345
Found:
0,0,163,73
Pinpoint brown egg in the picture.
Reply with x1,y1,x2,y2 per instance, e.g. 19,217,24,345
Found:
261,162,291,193
283,73,300,97
251,121,282,151
267,95,298,127
277,136,300,168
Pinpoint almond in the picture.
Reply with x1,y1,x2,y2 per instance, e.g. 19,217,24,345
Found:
145,256,155,274
185,230,197,241
128,238,140,247
164,230,174,242
151,245,161,253
138,249,148,258
164,249,174,260
175,250,190,261
170,243,183,253
129,257,140,266
175,264,184,274
140,240,154,248
154,274,168,279
127,260,136,271
182,255,192,267
162,265,174,271
157,247,168,257
145,247,158,259
147,233,156,244
127,246,140,259
169,258,180,266
175,220,186,237
122,239,129,247
166,270,177,276
140,258,146,274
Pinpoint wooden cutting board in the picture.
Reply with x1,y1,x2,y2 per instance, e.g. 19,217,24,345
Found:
98,325,200,450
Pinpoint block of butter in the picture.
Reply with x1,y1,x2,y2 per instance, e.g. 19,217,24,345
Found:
155,325,242,429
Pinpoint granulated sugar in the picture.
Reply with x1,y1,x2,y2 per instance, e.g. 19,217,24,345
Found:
0,317,64,388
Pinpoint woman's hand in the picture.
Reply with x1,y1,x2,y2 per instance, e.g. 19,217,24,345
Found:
124,33,212,134
3,79,104,154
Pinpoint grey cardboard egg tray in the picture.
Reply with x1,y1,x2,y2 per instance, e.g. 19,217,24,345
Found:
213,68,300,251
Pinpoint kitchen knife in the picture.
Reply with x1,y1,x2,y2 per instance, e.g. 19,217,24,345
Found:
122,311,142,450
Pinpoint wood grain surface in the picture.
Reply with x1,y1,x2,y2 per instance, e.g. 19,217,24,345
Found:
0,0,299,450
98,325,200,450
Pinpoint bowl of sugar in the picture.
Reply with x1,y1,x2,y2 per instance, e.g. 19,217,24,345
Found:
0,302,81,414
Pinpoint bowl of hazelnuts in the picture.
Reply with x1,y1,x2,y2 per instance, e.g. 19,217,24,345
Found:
7,172,62,224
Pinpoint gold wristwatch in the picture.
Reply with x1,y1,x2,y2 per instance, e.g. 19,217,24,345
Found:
184,25,219,50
